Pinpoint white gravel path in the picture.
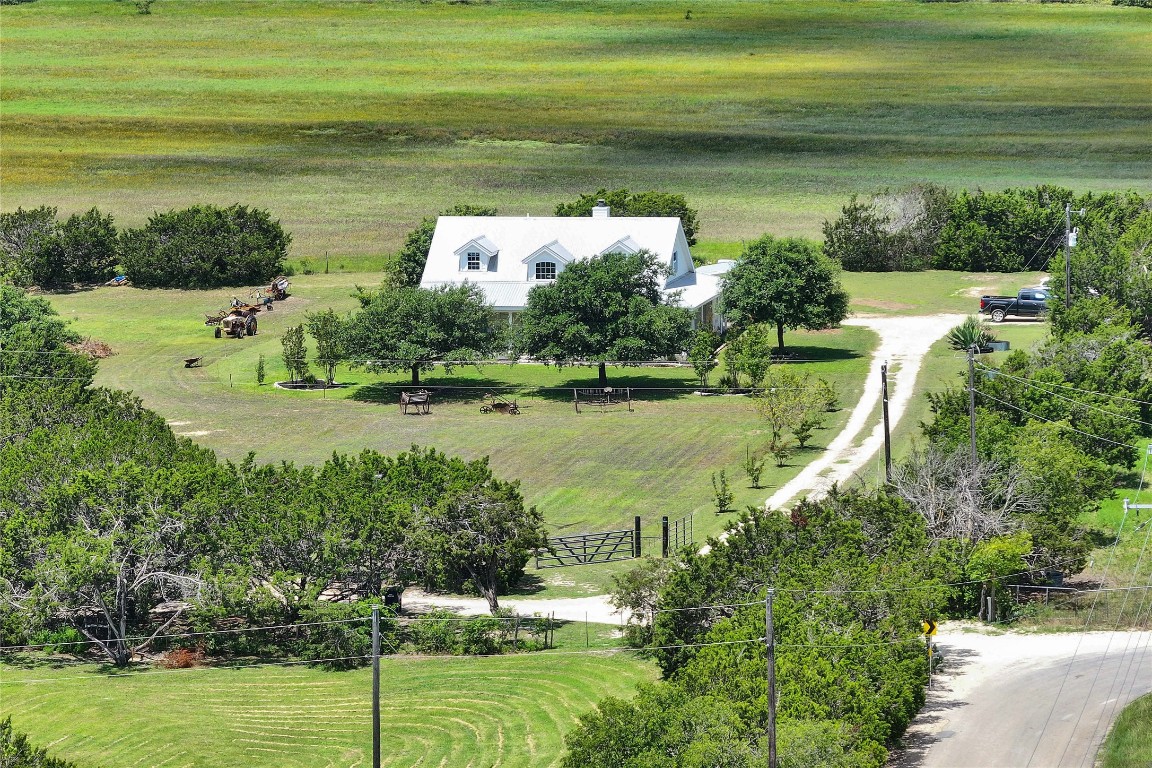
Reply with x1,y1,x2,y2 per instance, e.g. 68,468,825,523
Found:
403,589,629,624
764,314,965,510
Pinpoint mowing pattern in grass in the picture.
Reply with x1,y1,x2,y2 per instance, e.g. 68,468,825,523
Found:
1098,692,1152,768
42,274,876,549
3,1,1149,261
1,651,655,768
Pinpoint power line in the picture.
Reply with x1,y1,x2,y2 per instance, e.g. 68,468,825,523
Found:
975,390,1137,450
975,365,1152,409
1,616,373,652
1025,477,1137,766
975,367,1152,428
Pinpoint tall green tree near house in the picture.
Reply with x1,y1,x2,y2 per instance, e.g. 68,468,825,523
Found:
344,283,501,385
394,203,498,288
554,188,700,245
721,235,849,355
512,251,692,387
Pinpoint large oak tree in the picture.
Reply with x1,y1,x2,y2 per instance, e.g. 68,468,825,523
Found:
513,251,692,387
344,283,502,385
720,235,849,354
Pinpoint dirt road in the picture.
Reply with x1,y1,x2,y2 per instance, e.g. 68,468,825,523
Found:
765,314,965,509
403,589,628,624
893,624,1152,768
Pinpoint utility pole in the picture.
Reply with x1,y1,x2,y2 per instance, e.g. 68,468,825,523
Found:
967,346,978,464
765,588,777,768
1064,202,1072,309
881,362,892,483
372,604,381,768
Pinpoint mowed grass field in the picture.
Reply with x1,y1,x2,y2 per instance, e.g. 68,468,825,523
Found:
40,269,1041,560
3,0,1151,266
43,273,880,553
0,644,656,768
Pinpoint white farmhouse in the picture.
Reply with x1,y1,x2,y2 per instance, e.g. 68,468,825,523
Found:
418,201,731,330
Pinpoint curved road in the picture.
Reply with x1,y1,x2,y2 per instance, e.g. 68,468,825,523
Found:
893,627,1152,768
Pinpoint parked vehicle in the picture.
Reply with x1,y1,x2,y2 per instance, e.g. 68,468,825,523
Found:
979,288,1051,322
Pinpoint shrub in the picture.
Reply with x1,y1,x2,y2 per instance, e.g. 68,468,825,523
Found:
295,602,378,669
1113,0,1152,6
459,616,501,655
120,204,289,288
945,315,995,352
0,717,78,768
160,648,205,669
410,610,458,654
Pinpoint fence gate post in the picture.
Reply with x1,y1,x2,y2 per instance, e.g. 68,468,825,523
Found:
662,516,669,558
634,516,642,558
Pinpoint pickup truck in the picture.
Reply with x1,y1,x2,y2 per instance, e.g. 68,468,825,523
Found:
979,288,1050,322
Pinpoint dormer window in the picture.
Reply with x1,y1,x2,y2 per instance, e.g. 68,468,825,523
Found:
535,261,557,280
455,236,499,273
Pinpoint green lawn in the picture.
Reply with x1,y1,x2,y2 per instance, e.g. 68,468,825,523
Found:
1098,692,1152,768
841,270,1047,317
0,643,655,768
43,274,877,557
3,0,1150,265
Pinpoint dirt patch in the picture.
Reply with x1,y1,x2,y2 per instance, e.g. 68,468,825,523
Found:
852,298,916,310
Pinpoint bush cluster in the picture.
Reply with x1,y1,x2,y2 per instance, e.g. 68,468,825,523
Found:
0,203,290,290
120,204,290,288
0,206,117,288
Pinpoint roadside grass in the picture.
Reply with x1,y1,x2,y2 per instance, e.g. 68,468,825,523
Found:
1098,692,1152,768
3,1,1149,259
0,640,653,768
42,275,877,566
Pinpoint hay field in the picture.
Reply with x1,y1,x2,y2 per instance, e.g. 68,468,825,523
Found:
3,0,1150,268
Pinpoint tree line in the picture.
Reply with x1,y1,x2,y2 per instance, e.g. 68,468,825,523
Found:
0,204,290,289
822,185,1149,277
0,286,546,666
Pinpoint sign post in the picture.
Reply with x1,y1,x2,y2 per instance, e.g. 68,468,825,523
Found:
922,620,937,690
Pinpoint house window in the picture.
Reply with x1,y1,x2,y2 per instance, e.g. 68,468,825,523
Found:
671,251,679,272
466,253,481,271
535,261,557,280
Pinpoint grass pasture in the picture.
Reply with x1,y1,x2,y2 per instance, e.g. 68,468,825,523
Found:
43,274,877,553
0,645,655,768
3,0,1150,265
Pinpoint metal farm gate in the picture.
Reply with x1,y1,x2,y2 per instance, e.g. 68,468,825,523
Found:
536,529,637,568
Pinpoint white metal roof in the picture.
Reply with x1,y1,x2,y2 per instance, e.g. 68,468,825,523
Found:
419,215,724,310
